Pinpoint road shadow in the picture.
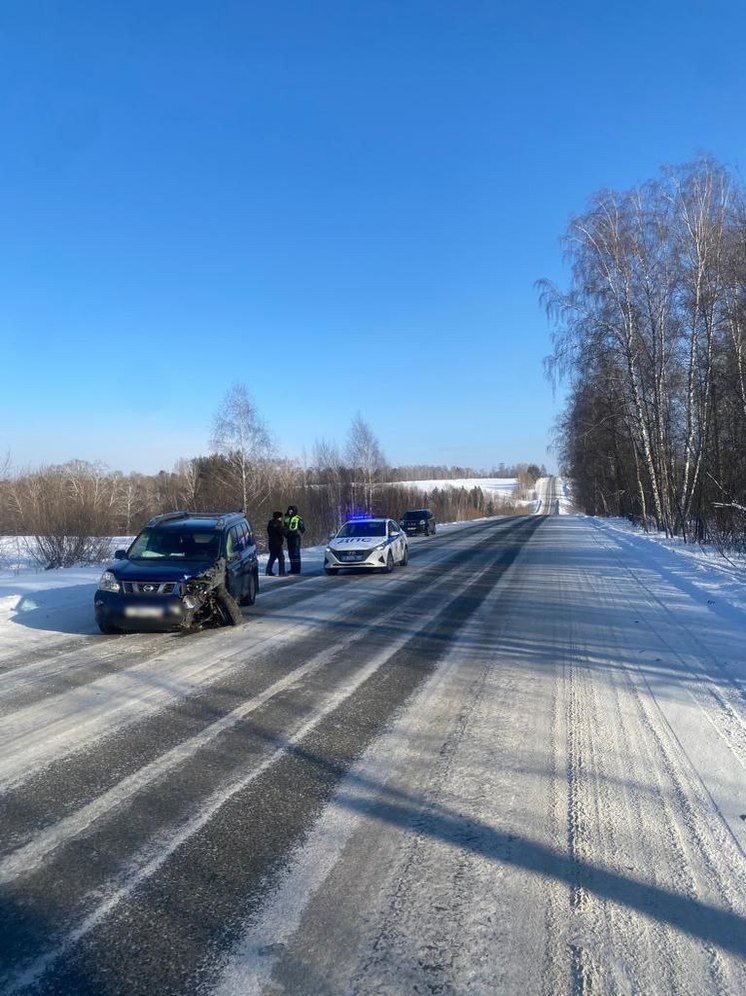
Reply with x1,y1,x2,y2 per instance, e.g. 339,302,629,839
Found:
6,584,100,636
264,728,746,962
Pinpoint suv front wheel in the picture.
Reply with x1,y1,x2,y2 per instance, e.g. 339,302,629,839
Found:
98,622,122,635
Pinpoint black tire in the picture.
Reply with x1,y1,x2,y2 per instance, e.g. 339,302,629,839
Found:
400,545,408,566
98,622,121,635
240,570,257,606
324,566,339,575
424,525,430,536
384,551,394,574
215,585,244,626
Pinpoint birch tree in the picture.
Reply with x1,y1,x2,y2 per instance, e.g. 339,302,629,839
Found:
210,383,272,511
344,414,387,513
541,157,746,545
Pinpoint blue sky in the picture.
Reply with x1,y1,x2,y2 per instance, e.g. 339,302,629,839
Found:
1,1,744,475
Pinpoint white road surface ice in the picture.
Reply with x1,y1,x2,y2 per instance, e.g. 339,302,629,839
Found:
217,514,746,995
0,491,745,994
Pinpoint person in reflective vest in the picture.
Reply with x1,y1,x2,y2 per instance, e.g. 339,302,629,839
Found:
284,505,306,575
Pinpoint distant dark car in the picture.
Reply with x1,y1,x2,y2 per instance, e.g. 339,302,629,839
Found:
94,511,259,634
400,509,436,536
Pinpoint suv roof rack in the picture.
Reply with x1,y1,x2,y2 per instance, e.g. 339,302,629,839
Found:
146,510,246,529
146,510,189,527
183,511,238,518
183,511,245,527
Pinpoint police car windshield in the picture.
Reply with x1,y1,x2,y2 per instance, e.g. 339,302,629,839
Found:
129,528,221,561
338,521,386,538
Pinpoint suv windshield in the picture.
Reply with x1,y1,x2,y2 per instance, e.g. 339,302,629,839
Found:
128,528,222,561
337,521,386,538
403,511,429,519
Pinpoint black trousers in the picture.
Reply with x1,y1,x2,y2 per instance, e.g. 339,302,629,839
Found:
287,534,301,574
266,548,285,575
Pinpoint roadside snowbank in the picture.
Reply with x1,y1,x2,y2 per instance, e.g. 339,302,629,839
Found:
588,516,746,616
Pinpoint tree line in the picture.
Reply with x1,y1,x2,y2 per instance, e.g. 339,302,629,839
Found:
541,156,746,551
0,409,541,567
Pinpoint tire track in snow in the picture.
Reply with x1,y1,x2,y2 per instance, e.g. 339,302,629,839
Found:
620,656,746,994
0,632,170,714
545,520,746,995
591,526,746,772
561,572,676,995
345,638,495,994
572,523,745,993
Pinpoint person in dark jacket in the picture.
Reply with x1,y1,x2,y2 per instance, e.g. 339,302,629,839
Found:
284,505,306,575
266,511,286,576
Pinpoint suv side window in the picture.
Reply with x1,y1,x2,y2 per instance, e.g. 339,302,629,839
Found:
226,525,241,558
240,521,251,548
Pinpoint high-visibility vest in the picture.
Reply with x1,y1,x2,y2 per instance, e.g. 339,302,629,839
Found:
286,514,301,532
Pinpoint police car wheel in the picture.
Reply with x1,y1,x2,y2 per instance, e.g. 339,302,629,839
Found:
384,551,395,573
400,546,408,566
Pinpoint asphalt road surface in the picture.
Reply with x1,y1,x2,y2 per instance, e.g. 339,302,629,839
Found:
1,516,744,994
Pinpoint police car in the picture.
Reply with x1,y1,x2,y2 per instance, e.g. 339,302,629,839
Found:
324,517,409,575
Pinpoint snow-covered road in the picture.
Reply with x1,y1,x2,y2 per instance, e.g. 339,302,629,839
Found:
1,516,745,994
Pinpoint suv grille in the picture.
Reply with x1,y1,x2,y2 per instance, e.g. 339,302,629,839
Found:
123,581,179,596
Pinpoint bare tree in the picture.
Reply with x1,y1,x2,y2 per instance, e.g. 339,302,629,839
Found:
11,461,113,567
541,156,746,546
173,458,201,510
311,437,346,525
344,414,387,512
210,383,272,511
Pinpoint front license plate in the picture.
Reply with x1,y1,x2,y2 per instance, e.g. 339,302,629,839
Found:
124,605,165,619
340,553,361,562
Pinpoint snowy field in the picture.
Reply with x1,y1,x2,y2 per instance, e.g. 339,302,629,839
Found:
395,477,519,498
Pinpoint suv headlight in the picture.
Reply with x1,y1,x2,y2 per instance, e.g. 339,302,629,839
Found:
98,570,120,593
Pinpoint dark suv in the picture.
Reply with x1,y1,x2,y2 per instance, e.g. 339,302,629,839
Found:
94,511,259,633
400,509,436,536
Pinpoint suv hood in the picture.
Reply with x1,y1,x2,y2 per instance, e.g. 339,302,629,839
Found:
110,560,210,583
